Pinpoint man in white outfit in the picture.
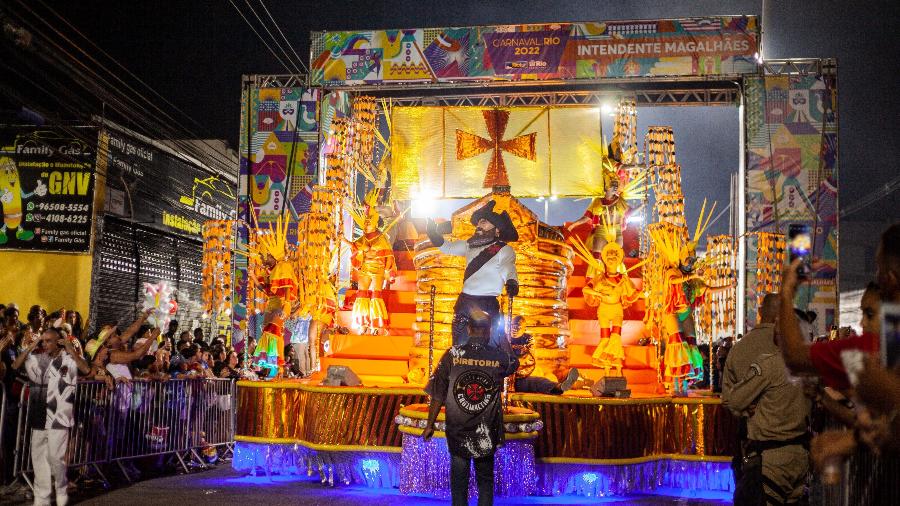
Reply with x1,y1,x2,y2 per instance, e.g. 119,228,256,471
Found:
13,326,90,506
427,198,519,347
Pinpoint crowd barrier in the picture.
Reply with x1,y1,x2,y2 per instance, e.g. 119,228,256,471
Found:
9,378,235,489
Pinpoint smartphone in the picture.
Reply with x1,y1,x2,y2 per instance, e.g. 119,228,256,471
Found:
881,303,900,368
788,223,812,278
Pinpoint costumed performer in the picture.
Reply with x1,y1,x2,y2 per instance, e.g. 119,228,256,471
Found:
247,215,296,376
423,308,519,506
563,147,647,277
426,197,519,346
350,189,398,334
569,213,645,377
509,315,580,394
648,201,716,395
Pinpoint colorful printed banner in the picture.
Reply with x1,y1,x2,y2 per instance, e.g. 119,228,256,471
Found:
100,129,237,238
238,87,320,224
311,17,758,86
391,106,604,199
744,74,839,332
235,86,324,335
0,127,98,253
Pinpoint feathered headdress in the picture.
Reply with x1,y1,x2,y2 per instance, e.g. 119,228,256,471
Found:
569,209,646,275
648,222,686,267
350,187,408,234
240,212,291,262
686,198,717,256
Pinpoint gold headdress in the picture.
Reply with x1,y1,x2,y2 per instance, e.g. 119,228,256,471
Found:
237,212,291,263
648,223,685,267
685,199,717,259
350,187,382,231
570,208,646,276
350,187,408,235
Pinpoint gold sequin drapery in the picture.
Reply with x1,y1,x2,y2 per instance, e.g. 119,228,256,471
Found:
236,383,737,461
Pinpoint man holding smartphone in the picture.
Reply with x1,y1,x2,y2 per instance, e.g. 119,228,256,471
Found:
779,223,900,390
13,327,91,506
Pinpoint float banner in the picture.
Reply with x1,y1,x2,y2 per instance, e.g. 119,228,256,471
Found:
483,28,569,75
391,106,603,199
0,127,98,253
237,87,320,224
310,17,758,85
100,129,237,237
744,74,839,331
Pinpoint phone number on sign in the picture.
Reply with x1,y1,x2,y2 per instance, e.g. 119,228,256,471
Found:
33,203,90,212
28,213,89,224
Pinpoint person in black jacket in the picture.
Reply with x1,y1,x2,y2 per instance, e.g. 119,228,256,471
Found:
423,310,518,506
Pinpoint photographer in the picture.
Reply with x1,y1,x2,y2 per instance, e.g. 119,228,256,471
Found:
12,326,91,506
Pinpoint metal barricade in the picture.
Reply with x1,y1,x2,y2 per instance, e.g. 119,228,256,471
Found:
11,378,237,489
189,378,236,453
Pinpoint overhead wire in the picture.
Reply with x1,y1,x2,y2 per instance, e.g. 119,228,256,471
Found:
258,0,308,74
33,0,240,171
228,0,297,76
242,0,306,76
12,1,238,175
3,4,236,175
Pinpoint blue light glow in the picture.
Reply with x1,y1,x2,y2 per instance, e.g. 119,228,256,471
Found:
361,458,381,473
233,441,734,501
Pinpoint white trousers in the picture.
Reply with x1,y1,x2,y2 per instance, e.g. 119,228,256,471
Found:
291,342,311,375
30,428,69,506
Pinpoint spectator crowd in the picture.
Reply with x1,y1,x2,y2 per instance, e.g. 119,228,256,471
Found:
722,222,900,505
0,306,281,503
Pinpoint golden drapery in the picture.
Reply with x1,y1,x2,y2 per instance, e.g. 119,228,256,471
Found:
235,382,427,448
235,382,736,461
391,106,606,199
510,394,738,461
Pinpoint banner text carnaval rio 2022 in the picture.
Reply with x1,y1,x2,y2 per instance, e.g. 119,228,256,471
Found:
0,127,98,253
310,17,758,86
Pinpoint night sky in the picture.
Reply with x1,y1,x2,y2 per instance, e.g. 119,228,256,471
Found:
4,0,899,286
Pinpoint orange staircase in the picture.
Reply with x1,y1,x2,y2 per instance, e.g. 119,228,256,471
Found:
318,248,660,392
318,251,419,385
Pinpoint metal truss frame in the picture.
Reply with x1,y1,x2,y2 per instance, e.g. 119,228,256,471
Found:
243,74,307,89
379,87,739,108
760,58,837,76
242,74,742,107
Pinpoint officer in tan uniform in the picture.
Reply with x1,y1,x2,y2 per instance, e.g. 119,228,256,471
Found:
723,294,811,505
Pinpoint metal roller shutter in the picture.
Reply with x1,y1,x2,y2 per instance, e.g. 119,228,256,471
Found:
90,216,211,339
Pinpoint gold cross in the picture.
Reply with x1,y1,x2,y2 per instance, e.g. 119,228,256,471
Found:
456,109,536,188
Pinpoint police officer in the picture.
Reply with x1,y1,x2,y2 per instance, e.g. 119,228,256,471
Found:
723,294,811,505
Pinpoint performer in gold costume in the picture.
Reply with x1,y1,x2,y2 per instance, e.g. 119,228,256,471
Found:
350,189,398,334
570,212,645,376
563,142,647,278
246,215,296,376
647,201,716,395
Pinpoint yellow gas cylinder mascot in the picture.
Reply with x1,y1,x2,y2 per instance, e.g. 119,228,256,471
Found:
648,201,715,396
350,189,398,335
0,156,47,244
570,211,645,376
245,215,296,377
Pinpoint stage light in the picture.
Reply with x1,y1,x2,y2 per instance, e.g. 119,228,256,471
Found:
411,190,440,218
536,196,544,202
550,195,558,201
601,103,614,115
626,214,643,224
580,472,599,484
